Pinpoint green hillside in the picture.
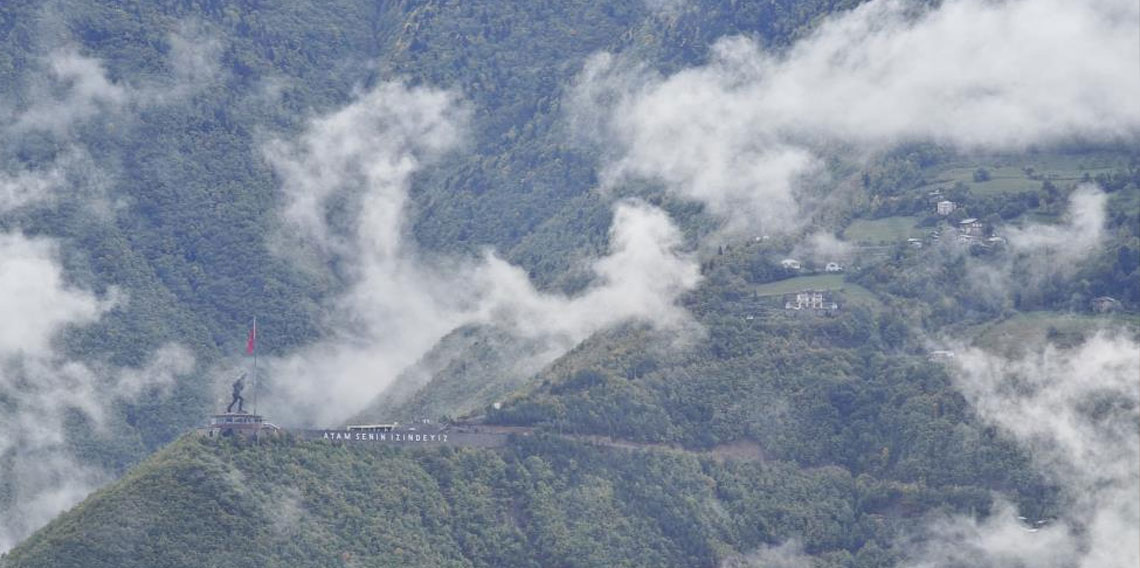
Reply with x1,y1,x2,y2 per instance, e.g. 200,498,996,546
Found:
4,432,998,568
0,0,878,464
0,0,1137,565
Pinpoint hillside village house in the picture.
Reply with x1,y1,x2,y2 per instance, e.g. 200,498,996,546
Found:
825,262,843,272
928,350,956,362
955,218,986,244
781,258,801,270
959,218,985,237
785,290,838,311
1091,296,1121,313
936,200,956,215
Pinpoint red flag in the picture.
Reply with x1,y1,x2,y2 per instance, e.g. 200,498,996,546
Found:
246,319,257,354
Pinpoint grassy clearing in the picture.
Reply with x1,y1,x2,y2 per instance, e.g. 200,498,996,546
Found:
754,274,847,296
966,311,1139,355
917,151,1129,197
917,165,1038,197
753,275,882,308
839,282,882,308
842,216,923,243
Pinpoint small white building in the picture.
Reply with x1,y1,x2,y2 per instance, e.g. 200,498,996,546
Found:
1091,296,1121,313
785,290,838,311
825,262,843,272
936,200,956,215
929,350,956,362
781,258,801,270
907,238,923,248
959,218,985,237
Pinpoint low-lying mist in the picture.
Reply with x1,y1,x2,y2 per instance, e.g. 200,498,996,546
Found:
570,0,1140,235
908,331,1139,568
0,22,219,551
259,82,701,426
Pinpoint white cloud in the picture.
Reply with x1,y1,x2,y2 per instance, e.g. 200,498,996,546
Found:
0,234,195,552
721,539,812,568
791,231,854,265
911,332,1140,568
5,16,226,138
0,167,64,213
115,344,196,400
643,0,688,16
265,81,468,261
572,0,1140,232
0,20,231,552
10,49,128,136
469,200,699,340
262,82,700,425
258,82,474,423
0,234,106,356
963,184,1108,309
0,452,108,554
0,147,116,220
0,43,202,539
0,26,223,214
167,21,224,89
908,501,1081,568
1005,184,1107,266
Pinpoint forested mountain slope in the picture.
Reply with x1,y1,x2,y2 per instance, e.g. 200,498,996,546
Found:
3,432,970,568
1,0,1138,565
0,0,878,551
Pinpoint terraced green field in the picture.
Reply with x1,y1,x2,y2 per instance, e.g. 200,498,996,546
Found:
916,152,1129,197
842,216,924,243
753,274,882,308
964,311,1140,355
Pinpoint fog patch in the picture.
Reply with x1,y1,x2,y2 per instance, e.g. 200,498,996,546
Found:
468,201,699,341
908,332,1140,567
643,0,688,17
262,82,700,426
571,0,1139,232
1,26,227,215
964,184,1107,310
0,234,195,552
1005,184,1106,273
0,234,107,356
266,486,305,539
266,81,468,263
114,344,196,400
791,232,854,266
721,539,812,568
8,49,128,136
907,500,1080,568
0,164,65,212
166,20,224,93
0,40,206,544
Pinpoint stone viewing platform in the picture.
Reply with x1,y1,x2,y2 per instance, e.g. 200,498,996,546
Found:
202,411,278,437
201,371,277,437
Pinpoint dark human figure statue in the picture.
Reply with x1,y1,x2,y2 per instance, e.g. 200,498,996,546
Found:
227,373,246,413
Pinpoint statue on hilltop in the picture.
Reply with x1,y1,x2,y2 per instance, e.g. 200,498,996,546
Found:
227,373,247,413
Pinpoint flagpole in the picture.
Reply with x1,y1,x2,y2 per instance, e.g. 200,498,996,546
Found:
251,316,258,417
